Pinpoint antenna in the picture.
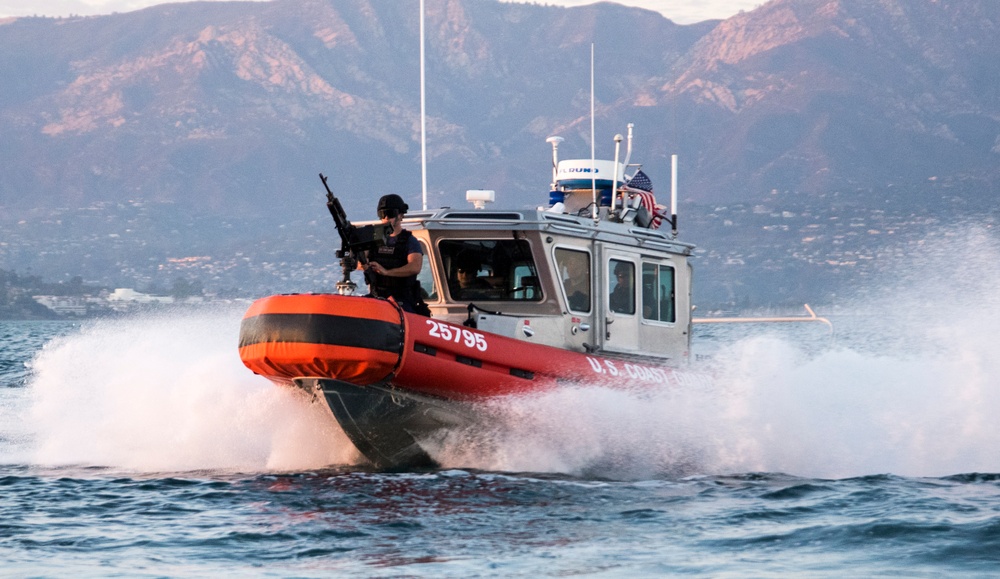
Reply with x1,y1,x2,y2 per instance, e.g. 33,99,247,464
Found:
590,43,597,222
546,136,564,186
420,0,428,210
622,123,634,169
611,133,623,213
671,153,679,236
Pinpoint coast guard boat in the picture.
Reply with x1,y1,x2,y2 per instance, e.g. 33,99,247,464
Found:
240,128,709,467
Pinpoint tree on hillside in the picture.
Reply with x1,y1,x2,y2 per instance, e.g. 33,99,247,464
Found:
170,278,204,300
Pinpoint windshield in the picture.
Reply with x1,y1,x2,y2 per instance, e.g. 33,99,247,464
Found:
439,239,541,302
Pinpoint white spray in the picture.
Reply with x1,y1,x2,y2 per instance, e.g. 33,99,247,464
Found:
433,225,1000,479
17,225,1000,480
24,306,359,473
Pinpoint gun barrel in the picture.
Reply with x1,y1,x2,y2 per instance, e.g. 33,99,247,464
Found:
320,172,391,267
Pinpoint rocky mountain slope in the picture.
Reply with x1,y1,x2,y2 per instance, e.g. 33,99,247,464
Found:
658,0,1000,202
3,0,995,220
0,0,706,219
1,0,998,305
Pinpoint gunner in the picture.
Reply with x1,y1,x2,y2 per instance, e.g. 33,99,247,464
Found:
364,194,429,315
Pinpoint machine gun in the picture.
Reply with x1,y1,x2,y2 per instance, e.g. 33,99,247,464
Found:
320,173,392,295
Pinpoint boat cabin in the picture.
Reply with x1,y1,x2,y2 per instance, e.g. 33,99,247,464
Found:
356,187,693,365
344,125,694,364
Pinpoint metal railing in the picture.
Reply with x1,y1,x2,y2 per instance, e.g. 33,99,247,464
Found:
692,304,833,333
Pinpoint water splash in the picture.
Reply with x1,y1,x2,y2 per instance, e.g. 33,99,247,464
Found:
433,225,1000,479
25,307,359,473
434,336,1000,479
18,225,1000,479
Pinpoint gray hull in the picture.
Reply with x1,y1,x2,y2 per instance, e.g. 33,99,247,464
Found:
296,378,473,468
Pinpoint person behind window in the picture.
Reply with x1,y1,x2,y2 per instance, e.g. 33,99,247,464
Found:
609,261,634,314
363,194,429,316
559,251,591,312
450,250,492,298
642,266,656,319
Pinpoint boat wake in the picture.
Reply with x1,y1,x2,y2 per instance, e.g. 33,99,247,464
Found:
22,306,360,473
432,225,1000,479
18,227,1000,479
431,325,1000,479
21,302,1000,479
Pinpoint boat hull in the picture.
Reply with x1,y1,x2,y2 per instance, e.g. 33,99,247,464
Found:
303,378,472,468
240,293,686,467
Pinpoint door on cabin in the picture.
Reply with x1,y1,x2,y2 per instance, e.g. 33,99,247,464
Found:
603,255,640,352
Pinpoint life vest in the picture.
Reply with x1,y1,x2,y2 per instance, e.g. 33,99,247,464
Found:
368,230,425,312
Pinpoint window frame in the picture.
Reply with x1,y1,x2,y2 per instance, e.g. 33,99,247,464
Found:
416,239,439,302
554,246,592,314
607,258,636,316
641,261,676,324
437,238,543,303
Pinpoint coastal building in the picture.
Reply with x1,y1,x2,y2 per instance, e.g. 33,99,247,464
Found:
107,288,174,304
31,295,89,316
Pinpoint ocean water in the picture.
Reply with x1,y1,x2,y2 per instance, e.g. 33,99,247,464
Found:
4,228,1000,576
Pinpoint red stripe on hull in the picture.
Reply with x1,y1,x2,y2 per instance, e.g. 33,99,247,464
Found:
396,314,599,399
240,293,681,400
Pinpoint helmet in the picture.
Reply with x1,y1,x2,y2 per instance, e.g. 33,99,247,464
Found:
377,194,409,217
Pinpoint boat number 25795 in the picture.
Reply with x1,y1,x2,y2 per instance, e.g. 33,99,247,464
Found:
425,320,488,352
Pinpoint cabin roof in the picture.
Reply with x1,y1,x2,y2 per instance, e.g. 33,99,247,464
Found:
360,208,695,256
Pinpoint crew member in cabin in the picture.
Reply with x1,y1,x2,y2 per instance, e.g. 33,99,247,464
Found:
609,261,635,314
557,249,591,313
364,194,429,315
450,250,492,299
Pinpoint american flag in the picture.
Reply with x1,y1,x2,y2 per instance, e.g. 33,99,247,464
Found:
624,170,667,229
626,170,653,192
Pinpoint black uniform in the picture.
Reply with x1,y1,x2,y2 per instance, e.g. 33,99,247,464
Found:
368,230,428,315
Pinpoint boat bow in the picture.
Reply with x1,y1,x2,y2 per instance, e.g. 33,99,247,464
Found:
239,294,406,386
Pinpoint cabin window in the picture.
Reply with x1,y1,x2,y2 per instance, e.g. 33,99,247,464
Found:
608,259,635,315
439,239,541,302
416,240,438,301
642,262,675,323
555,248,591,313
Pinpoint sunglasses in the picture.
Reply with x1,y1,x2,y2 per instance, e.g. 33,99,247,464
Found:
380,209,402,219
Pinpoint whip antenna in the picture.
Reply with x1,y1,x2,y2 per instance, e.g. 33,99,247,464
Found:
671,154,678,236
590,43,597,222
420,0,428,210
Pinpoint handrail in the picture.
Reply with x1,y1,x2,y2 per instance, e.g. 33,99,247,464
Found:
368,214,696,253
692,304,833,333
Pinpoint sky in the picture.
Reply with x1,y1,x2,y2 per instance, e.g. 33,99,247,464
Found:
0,0,763,24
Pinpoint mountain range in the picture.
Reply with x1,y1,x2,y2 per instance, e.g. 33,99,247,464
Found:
1,0,998,304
